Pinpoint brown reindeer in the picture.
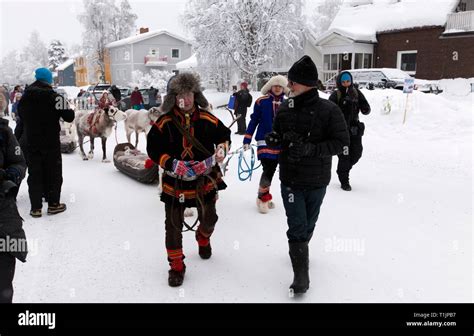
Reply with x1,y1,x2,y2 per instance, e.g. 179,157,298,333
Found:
75,106,127,162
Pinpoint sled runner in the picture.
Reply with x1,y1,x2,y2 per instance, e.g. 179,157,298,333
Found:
113,143,159,184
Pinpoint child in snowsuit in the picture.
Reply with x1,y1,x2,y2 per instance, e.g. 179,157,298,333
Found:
243,75,289,213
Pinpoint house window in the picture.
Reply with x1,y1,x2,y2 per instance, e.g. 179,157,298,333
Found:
330,54,338,70
354,53,373,69
150,48,158,56
172,49,180,59
397,50,417,74
324,55,330,70
364,54,372,68
355,53,363,69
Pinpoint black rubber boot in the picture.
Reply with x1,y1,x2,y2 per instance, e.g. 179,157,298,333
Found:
289,242,310,294
338,173,352,191
341,183,352,191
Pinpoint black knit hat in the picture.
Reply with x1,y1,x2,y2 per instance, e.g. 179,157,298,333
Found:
288,55,319,87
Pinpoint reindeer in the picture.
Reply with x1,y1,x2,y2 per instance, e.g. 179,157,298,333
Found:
124,107,163,147
75,106,127,162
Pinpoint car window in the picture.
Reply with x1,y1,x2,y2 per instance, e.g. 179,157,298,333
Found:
369,71,385,82
351,71,370,83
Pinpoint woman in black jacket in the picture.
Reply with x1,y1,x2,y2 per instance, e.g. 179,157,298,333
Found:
329,71,371,191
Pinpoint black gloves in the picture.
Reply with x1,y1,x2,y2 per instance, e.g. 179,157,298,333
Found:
265,131,281,148
289,142,317,159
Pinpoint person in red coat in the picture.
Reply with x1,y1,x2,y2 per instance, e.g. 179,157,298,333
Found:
98,91,116,110
130,87,144,110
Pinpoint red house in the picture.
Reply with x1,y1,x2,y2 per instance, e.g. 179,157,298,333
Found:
316,0,474,82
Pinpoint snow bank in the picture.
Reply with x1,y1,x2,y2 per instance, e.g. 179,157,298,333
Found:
438,78,474,96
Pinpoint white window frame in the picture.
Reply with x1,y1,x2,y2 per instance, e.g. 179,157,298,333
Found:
171,48,181,59
397,50,417,75
149,48,159,56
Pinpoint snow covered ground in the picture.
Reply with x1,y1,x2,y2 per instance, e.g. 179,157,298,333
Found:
8,88,473,303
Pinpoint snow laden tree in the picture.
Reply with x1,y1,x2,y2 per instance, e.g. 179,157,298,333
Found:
129,70,174,94
48,40,68,71
77,0,137,83
12,30,49,84
0,50,25,85
184,0,305,90
110,0,138,42
308,0,343,39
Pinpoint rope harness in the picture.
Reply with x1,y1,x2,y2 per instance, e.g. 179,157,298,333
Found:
222,144,261,181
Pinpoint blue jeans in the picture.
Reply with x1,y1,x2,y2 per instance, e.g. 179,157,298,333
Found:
281,184,327,243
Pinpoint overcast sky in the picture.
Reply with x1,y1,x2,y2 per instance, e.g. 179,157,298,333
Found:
0,0,319,59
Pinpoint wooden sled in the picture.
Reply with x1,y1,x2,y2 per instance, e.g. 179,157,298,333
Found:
113,143,159,184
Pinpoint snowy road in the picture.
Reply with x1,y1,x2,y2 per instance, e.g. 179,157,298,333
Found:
11,89,473,303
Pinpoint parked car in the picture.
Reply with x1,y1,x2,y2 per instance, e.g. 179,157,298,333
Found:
117,88,162,110
349,68,443,94
87,83,111,93
118,87,132,99
75,90,109,110
324,68,442,94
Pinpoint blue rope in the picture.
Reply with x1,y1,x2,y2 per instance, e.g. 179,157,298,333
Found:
237,145,261,181
221,145,261,181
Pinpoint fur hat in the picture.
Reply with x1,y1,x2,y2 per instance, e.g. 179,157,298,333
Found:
261,75,290,95
161,73,209,113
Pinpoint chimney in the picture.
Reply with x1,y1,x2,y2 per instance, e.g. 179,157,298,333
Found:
139,27,149,34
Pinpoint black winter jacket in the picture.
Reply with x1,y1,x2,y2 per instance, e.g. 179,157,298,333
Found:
0,118,27,262
233,89,253,115
18,81,75,152
273,89,349,190
329,71,371,127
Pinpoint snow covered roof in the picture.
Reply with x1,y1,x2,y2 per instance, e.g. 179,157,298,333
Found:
56,59,74,71
322,0,459,44
176,53,198,70
106,30,193,49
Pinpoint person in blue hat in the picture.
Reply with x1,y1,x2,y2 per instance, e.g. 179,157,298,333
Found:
329,71,371,191
17,67,75,218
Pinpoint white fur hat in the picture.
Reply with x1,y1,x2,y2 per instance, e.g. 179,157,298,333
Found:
261,75,290,95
